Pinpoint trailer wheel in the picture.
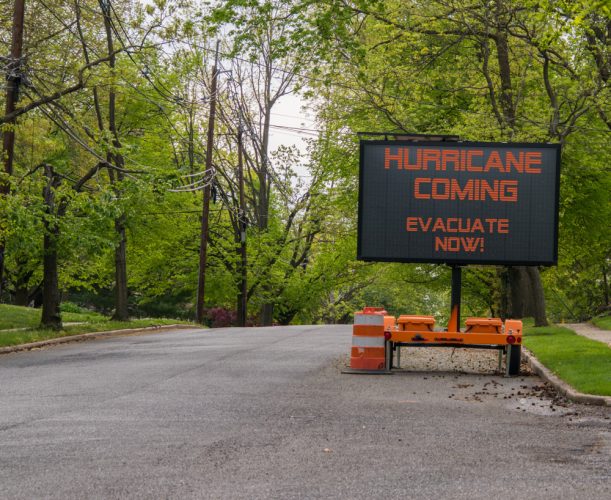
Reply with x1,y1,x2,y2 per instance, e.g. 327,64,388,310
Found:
507,345,521,376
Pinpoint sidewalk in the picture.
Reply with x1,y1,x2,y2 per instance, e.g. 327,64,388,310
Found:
564,323,611,347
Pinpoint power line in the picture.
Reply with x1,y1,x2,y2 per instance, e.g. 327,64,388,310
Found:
176,38,610,136
40,3,611,139
22,0,611,140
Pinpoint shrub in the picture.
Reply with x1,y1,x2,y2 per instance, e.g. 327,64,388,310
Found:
205,307,237,328
60,301,90,314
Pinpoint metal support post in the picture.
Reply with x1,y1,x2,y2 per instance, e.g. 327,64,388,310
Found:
505,346,511,377
448,265,462,332
385,340,392,372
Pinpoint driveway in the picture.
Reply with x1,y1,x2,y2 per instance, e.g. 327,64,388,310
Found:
0,325,609,499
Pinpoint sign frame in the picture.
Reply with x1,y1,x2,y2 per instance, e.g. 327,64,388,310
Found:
357,139,561,266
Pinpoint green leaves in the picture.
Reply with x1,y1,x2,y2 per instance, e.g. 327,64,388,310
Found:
2,0,607,325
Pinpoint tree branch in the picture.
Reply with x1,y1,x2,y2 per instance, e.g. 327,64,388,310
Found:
1,47,133,125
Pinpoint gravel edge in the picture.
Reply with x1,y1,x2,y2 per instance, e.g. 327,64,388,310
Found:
0,324,199,355
522,347,611,406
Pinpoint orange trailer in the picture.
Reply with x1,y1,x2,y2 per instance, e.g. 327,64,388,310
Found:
382,312,523,376
345,305,522,376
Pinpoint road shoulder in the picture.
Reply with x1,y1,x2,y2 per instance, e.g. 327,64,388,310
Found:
0,324,198,355
522,347,611,406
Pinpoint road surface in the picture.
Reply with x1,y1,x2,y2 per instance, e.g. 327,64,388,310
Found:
0,325,609,499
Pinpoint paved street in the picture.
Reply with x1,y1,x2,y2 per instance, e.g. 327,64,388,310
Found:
0,325,609,499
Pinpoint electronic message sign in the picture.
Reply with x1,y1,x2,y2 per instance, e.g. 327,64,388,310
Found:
358,140,560,265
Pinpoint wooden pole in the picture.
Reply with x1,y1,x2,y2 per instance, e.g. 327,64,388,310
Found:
0,0,26,299
196,40,220,324
237,126,247,327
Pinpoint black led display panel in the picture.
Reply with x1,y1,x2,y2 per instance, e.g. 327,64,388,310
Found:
358,140,561,265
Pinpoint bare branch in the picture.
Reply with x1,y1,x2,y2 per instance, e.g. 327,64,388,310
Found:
1,47,133,125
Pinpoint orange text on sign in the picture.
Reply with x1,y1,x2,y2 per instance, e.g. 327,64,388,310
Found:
413,178,518,202
405,217,509,234
384,147,542,174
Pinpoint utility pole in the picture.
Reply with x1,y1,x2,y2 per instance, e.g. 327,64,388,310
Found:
0,0,26,299
237,126,247,327
196,40,220,324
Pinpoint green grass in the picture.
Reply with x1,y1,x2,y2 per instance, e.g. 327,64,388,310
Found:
0,304,196,348
0,303,106,329
524,324,611,396
0,303,45,329
591,314,611,331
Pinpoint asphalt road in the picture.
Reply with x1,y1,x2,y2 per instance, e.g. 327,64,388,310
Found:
0,325,609,499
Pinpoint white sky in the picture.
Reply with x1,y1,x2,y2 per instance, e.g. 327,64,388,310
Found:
268,93,317,155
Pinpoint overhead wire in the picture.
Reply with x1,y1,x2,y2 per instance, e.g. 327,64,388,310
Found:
173,38,609,136
106,0,179,102
79,5,611,139
17,0,610,194
13,0,611,138
22,1,208,184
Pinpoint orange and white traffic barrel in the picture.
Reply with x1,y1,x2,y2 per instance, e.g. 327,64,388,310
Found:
350,307,394,371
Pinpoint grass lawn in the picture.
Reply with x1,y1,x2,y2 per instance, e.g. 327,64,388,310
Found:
523,324,611,396
591,314,611,331
0,304,196,348
0,303,106,329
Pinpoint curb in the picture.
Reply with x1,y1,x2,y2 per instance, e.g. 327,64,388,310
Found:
341,368,393,375
0,324,199,355
522,347,611,407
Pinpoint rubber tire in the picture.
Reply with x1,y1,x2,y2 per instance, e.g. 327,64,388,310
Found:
507,345,521,376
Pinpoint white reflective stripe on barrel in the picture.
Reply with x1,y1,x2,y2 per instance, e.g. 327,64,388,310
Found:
352,336,386,347
354,314,385,325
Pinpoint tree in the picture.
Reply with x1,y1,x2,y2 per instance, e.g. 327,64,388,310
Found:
1,0,180,325
1,0,607,329
209,0,317,325
301,0,610,324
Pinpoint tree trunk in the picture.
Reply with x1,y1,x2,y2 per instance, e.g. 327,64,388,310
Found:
0,0,27,301
526,266,548,326
14,288,28,306
236,129,247,327
258,99,273,325
503,266,548,325
41,229,62,329
101,2,129,321
112,214,129,320
276,307,298,326
602,263,609,308
237,285,246,327
12,255,34,306
490,4,548,325
493,0,515,133
14,283,30,306
261,303,274,326
196,41,220,325
508,266,527,317
40,165,62,330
